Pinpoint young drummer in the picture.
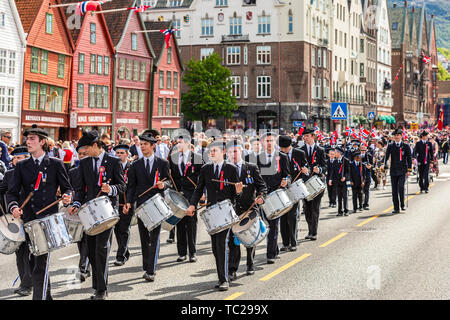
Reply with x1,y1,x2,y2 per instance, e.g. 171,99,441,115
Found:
349,151,366,213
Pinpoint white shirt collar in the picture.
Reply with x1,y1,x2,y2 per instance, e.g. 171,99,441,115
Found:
32,153,45,165
265,150,276,158
144,154,155,162
236,160,243,168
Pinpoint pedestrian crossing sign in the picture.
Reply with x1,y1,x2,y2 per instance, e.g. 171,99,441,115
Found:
331,102,348,120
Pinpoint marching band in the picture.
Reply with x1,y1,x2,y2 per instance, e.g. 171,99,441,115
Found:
0,124,444,299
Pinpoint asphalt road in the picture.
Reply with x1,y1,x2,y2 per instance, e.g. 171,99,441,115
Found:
1,162,449,300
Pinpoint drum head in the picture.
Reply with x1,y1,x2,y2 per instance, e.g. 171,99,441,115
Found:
0,215,25,241
167,190,189,210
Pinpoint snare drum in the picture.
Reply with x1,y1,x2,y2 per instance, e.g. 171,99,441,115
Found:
24,212,72,256
161,189,188,231
78,196,119,236
63,211,84,243
232,212,268,248
0,215,25,255
286,179,310,203
135,193,173,232
261,189,294,220
200,200,239,235
304,175,326,201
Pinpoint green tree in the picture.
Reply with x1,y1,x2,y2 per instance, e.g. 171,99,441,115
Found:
438,62,450,81
181,53,238,129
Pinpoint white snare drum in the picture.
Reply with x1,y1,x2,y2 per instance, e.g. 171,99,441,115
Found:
0,215,25,255
162,189,188,231
135,193,173,232
286,179,310,203
24,212,72,256
304,175,326,201
261,189,294,220
63,211,84,243
232,212,268,248
78,196,119,236
200,200,239,235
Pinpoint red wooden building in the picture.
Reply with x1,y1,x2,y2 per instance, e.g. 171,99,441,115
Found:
61,0,115,140
103,0,155,140
145,21,183,136
16,0,75,141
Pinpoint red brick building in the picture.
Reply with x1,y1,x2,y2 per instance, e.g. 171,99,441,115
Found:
145,21,183,136
16,0,74,140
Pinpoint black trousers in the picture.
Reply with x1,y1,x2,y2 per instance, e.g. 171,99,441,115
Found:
418,163,430,191
169,228,175,240
280,202,299,247
327,184,336,205
352,186,363,210
87,228,113,292
15,242,33,289
77,233,90,273
176,214,198,256
303,192,323,236
228,232,256,272
114,210,133,262
211,228,231,283
363,178,371,207
335,183,348,213
391,174,406,211
371,169,378,187
265,216,280,259
137,219,161,275
30,251,51,300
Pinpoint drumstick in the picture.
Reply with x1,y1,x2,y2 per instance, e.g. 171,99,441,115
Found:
239,195,263,221
96,179,112,198
211,179,248,187
0,204,10,225
35,198,64,215
292,170,302,183
138,178,167,198
20,192,34,210
169,170,179,192
186,176,197,188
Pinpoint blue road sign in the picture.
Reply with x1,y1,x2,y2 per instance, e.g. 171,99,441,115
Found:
368,112,375,120
293,121,304,127
331,102,348,120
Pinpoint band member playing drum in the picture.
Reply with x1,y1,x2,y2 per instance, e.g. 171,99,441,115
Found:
69,130,125,300
0,146,33,296
360,144,373,210
226,140,267,278
186,141,243,291
68,145,90,282
299,128,327,240
168,135,203,263
124,132,171,283
112,144,133,266
278,135,307,252
413,131,433,193
7,125,72,300
257,132,290,263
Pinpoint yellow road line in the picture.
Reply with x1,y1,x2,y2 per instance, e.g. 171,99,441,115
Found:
259,253,311,281
319,232,348,248
224,292,245,300
357,215,380,227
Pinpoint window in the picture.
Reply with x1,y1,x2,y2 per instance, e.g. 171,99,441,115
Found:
77,84,84,108
139,91,145,112
158,98,163,115
133,60,139,81
90,54,96,74
201,18,214,36
216,0,227,6
173,72,178,89
392,22,398,30
140,62,146,82
324,79,329,100
104,56,109,75
8,51,15,75
117,89,124,111
126,60,132,80
0,87,4,112
258,15,271,34
103,86,109,108
97,56,103,75
335,29,337,45
288,13,293,33
125,90,131,111
318,49,321,67
78,53,85,74
312,77,315,99
244,46,248,65
168,0,182,6
89,85,95,108
172,98,178,115
46,14,53,34
131,90,138,112
335,55,337,71
57,55,65,78
200,48,214,60
229,16,242,35
323,49,327,69
165,98,171,115
256,46,271,64
257,76,271,98
311,48,315,67
131,33,137,50
167,47,172,64
119,58,125,79
96,85,102,108
317,78,321,99
360,63,364,77
0,50,6,74
39,84,47,110
40,50,48,75
7,88,13,112
28,83,37,110
159,70,164,88
230,76,240,98
90,23,96,44
344,33,347,48
244,75,248,98
173,19,181,37
48,87,63,112
167,71,172,89
1,13,5,27
360,39,364,53
227,46,240,65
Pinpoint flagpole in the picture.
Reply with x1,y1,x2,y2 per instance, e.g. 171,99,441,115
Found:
134,29,181,33
49,0,114,9
91,7,128,14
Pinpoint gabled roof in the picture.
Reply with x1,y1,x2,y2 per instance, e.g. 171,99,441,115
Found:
8,0,26,46
388,6,407,49
14,0,42,34
102,0,135,47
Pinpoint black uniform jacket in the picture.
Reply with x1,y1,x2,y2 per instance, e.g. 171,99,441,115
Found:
384,142,412,176
235,161,267,215
257,152,290,193
168,151,203,199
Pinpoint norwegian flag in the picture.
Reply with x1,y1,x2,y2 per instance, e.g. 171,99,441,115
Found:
350,129,359,140
128,5,152,13
360,127,370,139
330,130,338,145
316,132,324,142
421,52,431,64
76,1,110,16
160,28,178,48
370,126,377,138
314,123,320,134
345,126,352,137
298,127,304,136
402,130,407,140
